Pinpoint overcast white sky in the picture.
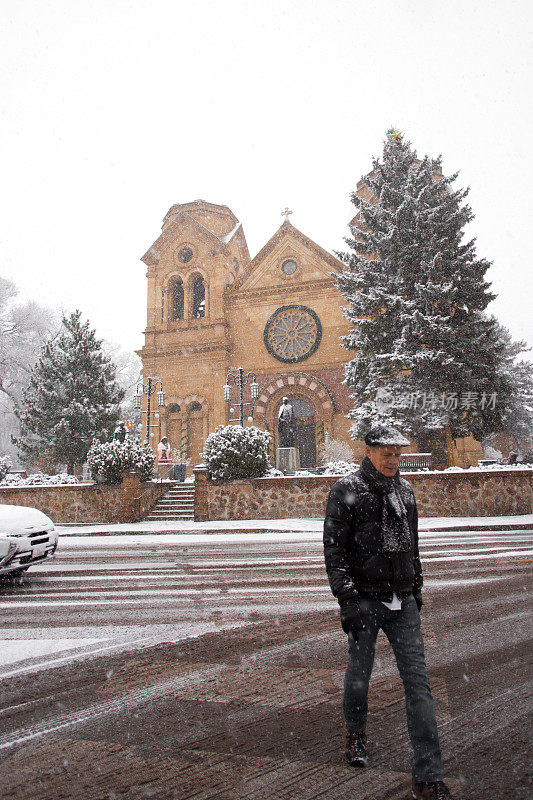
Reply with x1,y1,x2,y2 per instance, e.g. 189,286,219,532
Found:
1,0,531,356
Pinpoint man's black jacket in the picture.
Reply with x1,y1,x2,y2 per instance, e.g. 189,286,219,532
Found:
323,460,423,604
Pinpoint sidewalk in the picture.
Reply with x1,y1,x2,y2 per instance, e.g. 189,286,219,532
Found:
57,514,533,536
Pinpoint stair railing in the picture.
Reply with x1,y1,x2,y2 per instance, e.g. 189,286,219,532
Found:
134,463,176,521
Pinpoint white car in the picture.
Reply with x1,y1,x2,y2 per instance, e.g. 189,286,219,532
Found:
0,505,58,578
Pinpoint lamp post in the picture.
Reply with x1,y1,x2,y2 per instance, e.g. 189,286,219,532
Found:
134,377,165,445
223,367,259,427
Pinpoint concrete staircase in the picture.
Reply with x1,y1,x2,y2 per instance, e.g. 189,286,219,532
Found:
145,483,195,521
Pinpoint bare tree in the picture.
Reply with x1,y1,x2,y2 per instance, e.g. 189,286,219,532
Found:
0,276,57,463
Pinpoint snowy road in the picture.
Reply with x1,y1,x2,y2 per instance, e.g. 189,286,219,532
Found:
1,527,532,677
0,526,531,799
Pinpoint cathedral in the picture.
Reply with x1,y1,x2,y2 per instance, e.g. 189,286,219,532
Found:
137,200,481,468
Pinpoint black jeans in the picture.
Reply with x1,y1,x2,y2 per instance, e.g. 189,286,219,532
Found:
343,593,442,781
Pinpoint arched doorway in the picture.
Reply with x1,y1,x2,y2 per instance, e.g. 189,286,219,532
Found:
165,404,184,461
276,395,317,468
164,398,208,466
254,373,335,470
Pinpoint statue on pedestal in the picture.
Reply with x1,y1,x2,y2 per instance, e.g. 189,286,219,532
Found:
277,397,296,448
157,436,171,461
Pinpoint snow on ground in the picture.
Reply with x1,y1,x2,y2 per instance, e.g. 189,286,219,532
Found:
47,533,533,557
2,526,531,677
55,514,533,540
0,575,512,676
0,621,248,679
0,639,105,666
56,518,327,536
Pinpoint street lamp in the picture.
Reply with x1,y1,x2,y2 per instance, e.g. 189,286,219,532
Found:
135,377,165,445
223,367,259,427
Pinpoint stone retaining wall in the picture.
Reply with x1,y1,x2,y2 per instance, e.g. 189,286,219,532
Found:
3,469,531,525
194,467,533,521
0,473,162,524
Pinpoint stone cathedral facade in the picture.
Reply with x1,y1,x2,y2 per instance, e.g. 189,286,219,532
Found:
138,199,481,468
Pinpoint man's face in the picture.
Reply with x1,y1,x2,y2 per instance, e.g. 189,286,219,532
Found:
366,445,402,477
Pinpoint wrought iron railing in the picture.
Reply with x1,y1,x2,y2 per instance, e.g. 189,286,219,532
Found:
133,463,176,521
399,453,433,470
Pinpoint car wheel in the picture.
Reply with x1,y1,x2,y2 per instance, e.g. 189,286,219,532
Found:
9,567,29,583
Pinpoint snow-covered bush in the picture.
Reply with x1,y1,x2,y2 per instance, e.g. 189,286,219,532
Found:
321,439,355,465
202,425,272,481
86,439,155,483
0,455,13,481
86,440,124,483
123,439,156,482
3,471,80,486
321,460,357,475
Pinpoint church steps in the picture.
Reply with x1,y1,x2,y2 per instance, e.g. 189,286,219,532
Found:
145,485,196,521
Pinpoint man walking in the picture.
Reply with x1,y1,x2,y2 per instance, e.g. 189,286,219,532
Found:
323,425,454,800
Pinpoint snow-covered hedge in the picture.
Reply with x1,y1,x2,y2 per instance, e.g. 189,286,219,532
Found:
202,425,272,481
2,471,80,486
443,463,533,472
0,455,12,482
86,439,155,483
321,460,357,475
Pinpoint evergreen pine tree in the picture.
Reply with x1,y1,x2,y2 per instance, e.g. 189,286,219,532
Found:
338,129,521,447
16,310,125,471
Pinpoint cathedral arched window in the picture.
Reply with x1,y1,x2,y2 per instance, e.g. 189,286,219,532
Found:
192,275,206,318
170,278,184,320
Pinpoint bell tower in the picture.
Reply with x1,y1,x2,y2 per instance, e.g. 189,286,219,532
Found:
138,200,250,462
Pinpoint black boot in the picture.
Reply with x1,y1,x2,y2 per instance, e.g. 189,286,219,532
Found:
345,730,367,767
412,779,454,799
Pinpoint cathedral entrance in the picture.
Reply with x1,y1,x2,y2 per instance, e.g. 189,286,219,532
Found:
290,396,317,468
165,401,207,466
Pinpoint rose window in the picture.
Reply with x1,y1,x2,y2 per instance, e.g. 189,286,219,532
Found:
263,305,322,363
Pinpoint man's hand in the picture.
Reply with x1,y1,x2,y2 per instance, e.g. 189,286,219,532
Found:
413,591,423,612
340,600,365,639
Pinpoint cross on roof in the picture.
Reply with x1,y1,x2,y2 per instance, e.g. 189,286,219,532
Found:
281,207,293,221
